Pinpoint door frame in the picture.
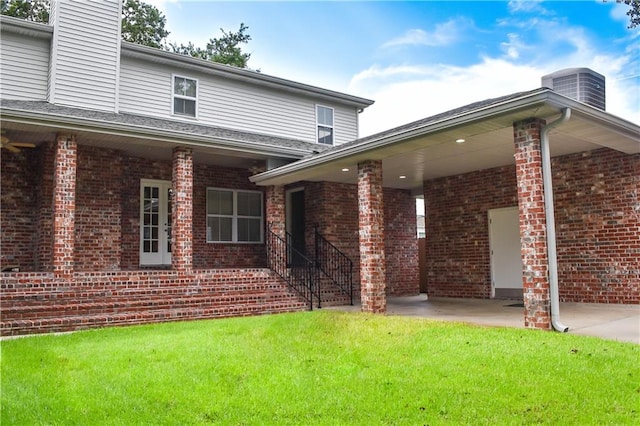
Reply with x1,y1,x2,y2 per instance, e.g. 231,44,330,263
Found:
139,179,172,266
286,187,306,264
488,206,523,299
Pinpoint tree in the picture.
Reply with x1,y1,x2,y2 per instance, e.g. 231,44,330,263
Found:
121,0,169,49
169,23,252,68
620,0,640,28
607,0,640,28
0,0,49,22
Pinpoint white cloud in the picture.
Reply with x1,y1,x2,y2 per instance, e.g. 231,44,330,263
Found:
351,59,543,136
350,14,639,137
507,0,549,15
500,33,526,59
382,18,471,48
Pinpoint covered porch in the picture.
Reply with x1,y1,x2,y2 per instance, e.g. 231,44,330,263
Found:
252,89,640,330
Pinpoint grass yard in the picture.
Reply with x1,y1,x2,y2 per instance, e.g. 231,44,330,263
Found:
1,311,638,425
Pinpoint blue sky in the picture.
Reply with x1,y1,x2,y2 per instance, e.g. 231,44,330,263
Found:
153,0,639,137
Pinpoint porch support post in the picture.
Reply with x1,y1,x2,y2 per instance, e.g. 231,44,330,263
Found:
357,160,386,313
513,118,551,330
265,185,285,239
52,134,77,278
172,147,193,272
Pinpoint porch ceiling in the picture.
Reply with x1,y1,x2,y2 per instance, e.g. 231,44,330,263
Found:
0,122,269,169
250,90,640,193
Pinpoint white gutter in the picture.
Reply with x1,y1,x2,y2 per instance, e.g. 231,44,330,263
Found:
541,108,571,332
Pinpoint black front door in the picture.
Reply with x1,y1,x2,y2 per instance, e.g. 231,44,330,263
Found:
289,190,306,265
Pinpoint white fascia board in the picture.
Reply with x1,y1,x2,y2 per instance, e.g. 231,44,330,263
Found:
120,42,374,109
0,107,310,159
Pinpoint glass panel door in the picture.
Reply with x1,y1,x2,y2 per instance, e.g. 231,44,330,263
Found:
140,180,172,265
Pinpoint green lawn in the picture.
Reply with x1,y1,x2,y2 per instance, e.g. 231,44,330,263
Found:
1,311,638,425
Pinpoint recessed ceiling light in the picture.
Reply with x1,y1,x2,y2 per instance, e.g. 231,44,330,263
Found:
456,138,466,144
399,175,407,179
341,168,350,172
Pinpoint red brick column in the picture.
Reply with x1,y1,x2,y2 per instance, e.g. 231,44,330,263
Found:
265,185,285,239
513,118,551,330
52,134,77,278
172,147,193,272
357,160,386,313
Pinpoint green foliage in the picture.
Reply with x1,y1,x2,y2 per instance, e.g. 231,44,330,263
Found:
0,0,49,22
169,23,252,68
608,0,640,28
622,0,640,28
2,312,638,425
121,0,169,49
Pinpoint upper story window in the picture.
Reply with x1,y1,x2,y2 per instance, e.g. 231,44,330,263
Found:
316,105,334,145
173,75,198,118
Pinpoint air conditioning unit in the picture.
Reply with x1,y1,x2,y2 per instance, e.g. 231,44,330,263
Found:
541,68,605,110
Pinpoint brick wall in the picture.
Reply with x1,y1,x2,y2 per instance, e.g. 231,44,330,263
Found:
76,145,123,271
423,148,639,304
424,165,517,299
2,143,269,271
0,148,39,271
384,188,420,295
552,149,639,303
192,163,267,269
305,180,419,298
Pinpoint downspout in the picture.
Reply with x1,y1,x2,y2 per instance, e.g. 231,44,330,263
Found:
541,108,571,332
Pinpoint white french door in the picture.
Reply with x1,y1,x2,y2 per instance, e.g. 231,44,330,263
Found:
140,180,172,266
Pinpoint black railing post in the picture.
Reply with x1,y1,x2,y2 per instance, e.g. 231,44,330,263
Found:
314,229,354,305
265,226,317,311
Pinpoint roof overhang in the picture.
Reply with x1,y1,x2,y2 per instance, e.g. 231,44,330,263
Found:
0,101,323,167
250,89,640,192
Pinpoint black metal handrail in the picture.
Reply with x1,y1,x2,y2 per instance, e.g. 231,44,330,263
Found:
266,227,320,310
314,226,354,305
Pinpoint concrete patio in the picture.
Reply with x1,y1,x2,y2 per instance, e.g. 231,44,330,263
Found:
330,295,640,344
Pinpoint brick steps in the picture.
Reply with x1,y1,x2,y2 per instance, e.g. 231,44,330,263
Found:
2,291,307,319
0,270,314,336
1,301,307,336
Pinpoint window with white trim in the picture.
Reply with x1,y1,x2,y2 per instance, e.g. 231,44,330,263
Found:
173,75,198,117
207,188,263,243
316,105,334,145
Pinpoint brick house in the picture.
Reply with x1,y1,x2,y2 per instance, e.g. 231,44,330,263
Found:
1,1,638,336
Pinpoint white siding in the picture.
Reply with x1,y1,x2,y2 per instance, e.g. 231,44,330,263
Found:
49,0,120,111
119,57,360,145
333,106,359,145
0,32,49,100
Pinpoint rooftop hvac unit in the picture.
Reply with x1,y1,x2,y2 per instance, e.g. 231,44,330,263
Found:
541,68,606,110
